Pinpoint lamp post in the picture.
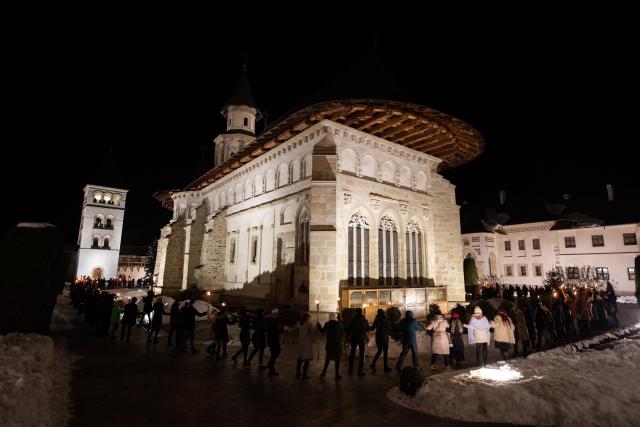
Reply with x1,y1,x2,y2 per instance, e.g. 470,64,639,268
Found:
206,290,212,319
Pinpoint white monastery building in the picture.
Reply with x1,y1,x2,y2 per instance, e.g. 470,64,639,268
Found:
463,221,639,295
76,184,128,279
153,65,485,317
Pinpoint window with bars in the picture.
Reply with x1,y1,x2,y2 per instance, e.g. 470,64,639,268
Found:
623,233,637,245
532,239,540,250
564,236,576,248
505,265,513,276
348,212,370,286
406,220,424,286
297,210,310,265
567,267,580,279
504,241,511,251
519,265,527,276
591,235,605,247
596,267,609,280
378,216,399,287
534,265,543,276
518,240,525,250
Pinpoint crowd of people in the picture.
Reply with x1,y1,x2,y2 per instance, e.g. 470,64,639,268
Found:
74,276,151,290
67,279,623,380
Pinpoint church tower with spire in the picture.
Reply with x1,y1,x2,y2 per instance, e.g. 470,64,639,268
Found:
213,58,262,167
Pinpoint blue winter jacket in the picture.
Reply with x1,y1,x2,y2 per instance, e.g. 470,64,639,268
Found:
399,315,420,346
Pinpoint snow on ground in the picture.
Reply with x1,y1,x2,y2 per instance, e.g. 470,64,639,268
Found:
388,323,640,427
617,295,637,304
0,333,72,427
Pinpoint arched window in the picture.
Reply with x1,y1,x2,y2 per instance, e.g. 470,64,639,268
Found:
347,212,370,286
103,236,111,249
378,215,399,287
92,237,100,248
105,216,113,229
406,220,424,285
297,209,310,265
94,214,103,228
243,117,248,126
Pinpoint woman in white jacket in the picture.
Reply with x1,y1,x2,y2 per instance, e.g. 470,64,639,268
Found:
464,306,491,367
427,313,451,370
491,308,515,360
289,312,314,379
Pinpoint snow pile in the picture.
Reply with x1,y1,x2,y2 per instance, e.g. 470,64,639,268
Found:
617,295,637,304
0,333,71,427
388,324,640,426
16,222,55,228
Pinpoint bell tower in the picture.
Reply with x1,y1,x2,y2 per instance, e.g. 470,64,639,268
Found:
214,58,262,167
76,184,128,279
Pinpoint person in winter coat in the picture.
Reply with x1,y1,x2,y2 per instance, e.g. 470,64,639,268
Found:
465,306,491,366
449,312,465,368
167,298,181,347
213,308,233,360
110,300,124,339
231,308,251,365
395,311,421,372
141,290,154,330
606,281,619,328
348,308,370,376
266,308,286,376
120,297,139,343
427,312,450,370
147,297,166,343
180,300,207,353
576,290,592,337
369,309,393,373
523,300,537,354
513,307,529,357
535,302,554,350
491,308,515,360
248,309,267,366
289,312,313,380
317,312,343,380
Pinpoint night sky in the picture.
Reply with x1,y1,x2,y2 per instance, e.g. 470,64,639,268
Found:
3,3,638,247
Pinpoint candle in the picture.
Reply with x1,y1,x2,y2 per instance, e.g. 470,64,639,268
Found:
315,299,320,322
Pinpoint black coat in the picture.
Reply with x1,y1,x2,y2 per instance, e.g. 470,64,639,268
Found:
350,314,369,343
265,317,282,350
181,306,205,330
151,301,165,327
122,301,139,325
370,315,392,344
251,316,266,349
236,314,251,343
214,313,232,342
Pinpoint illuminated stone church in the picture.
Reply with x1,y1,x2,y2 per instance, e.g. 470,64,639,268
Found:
153,64,484,317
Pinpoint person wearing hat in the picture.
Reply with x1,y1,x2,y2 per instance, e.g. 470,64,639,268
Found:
491,308,515,360
464,306,491,366
449,310,465,369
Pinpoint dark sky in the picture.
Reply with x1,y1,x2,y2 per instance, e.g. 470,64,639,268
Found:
2,2,639,246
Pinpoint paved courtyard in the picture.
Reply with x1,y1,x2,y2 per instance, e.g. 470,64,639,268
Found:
58,299,640,427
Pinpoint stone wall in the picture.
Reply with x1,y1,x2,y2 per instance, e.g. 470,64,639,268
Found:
429,174,465,304
194,209,227,289
156,217,186,295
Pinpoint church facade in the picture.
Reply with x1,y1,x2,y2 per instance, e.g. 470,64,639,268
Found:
153,68,484,317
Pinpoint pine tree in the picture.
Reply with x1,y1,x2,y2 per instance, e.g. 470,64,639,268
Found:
463,257,478,286
144,238,158,284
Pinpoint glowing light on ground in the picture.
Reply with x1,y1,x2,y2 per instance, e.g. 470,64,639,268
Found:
468,364,523,382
